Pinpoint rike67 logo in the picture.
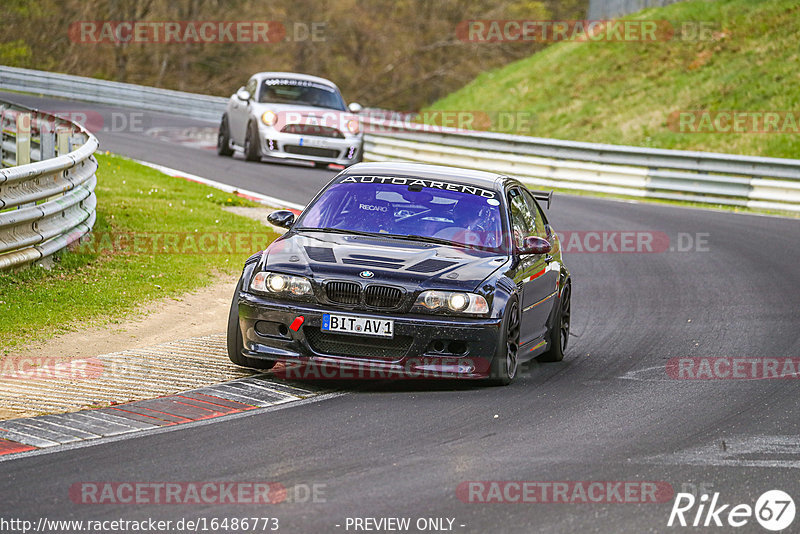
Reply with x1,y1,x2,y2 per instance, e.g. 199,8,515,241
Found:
668,490,795,531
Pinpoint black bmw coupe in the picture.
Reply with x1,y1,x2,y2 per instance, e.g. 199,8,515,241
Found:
227,162,571,385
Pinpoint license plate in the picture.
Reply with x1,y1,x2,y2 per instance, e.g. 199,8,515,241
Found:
322,314,394,338
298,137,330,148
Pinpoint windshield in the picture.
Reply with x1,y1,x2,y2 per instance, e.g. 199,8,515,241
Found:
258,78,346,110
296,179,505,251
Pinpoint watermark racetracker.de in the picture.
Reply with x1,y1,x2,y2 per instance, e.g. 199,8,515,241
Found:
69,231,275,255
554,231,709,253
456,20,719,43
43,110,150,134
0,516,279,533
0,356,103,381
667,357,800,380
669,110,800,134
69,20,327,44
69,481,326,504
276,109,539,134
66,231,711,256
456,480,674,503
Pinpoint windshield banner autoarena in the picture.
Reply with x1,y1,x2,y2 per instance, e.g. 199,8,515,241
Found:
339,176,497,199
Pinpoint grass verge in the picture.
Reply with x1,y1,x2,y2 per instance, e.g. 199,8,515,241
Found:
0,152,278,354
427,0,800,159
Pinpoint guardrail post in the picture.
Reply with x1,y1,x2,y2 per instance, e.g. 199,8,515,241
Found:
56,128,70,156
16,112,31,166
0,104,5,165
40,119,56,160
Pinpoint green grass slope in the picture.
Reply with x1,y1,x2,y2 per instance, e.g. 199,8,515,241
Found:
427,0,800,159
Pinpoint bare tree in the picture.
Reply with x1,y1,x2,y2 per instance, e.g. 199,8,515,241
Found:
0,0,588,110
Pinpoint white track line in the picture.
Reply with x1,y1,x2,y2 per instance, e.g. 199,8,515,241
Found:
134,159,305,211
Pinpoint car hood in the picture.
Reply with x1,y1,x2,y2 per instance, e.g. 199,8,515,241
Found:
259,232,508,292
250,102,355,125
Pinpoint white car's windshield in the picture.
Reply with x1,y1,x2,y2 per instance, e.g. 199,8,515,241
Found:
259,78,346,110
296,180,505,251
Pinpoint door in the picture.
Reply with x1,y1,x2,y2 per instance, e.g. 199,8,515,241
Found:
508,187,551,346
521,189,560,335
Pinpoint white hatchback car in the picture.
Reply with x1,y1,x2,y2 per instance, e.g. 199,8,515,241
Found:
217,72,364,168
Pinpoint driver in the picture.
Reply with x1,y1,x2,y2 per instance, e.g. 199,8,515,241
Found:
435,198,497,247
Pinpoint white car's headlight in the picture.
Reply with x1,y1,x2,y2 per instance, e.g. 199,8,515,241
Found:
261,110,278,127
346,118,360,134
251,272,313,297
413,290,489,315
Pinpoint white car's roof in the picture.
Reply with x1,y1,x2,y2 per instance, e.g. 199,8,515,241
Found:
250,72,339,89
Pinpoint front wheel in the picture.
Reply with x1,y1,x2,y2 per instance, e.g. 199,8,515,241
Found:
243,121,261,162
486,297,520,386
217,115,234,156
227,278,276,370
538,282,571,363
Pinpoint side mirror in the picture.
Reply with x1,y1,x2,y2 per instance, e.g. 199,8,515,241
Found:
348,102,363,114
236,87,251,101
519,235,551,255
267,210,295,229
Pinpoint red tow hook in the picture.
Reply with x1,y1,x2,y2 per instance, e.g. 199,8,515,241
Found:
289,316,305,332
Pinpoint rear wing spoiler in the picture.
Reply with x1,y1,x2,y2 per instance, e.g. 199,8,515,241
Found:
531,190,553,209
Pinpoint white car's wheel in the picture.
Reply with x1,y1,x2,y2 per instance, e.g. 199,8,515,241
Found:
244,121,261,162
217,115,234,157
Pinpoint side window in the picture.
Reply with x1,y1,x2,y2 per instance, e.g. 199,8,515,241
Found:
508,188,535,250
522,190,548,237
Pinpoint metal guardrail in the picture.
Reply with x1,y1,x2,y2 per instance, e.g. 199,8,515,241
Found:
0,99,98,270
0,66,226,122
2,66,799,213
358,117,800,213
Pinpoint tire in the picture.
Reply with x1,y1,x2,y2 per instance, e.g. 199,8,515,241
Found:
486,296,520,386
243,121,261,162
227,278,276,370
538,281,571,363
217,115,234,156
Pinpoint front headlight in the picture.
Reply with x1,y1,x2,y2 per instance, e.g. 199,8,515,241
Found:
346,118,360,134
251,272,313,297
261,110,278,127
413,290,489,315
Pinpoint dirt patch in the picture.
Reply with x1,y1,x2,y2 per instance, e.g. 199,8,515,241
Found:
222,206,274,223
222,206,288,234
0,407,28,420
5,273,238,361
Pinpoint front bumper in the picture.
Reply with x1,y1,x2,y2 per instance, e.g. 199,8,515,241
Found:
237,291,502,379
259,126,362,165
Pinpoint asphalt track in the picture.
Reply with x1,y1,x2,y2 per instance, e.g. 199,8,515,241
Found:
2,92,800,533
